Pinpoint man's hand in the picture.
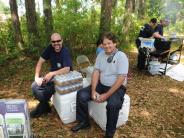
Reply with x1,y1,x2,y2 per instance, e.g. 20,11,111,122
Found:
91,91,100,101
35,77,44,86
44,72,54,83
96,93,109,103
161,37,167,41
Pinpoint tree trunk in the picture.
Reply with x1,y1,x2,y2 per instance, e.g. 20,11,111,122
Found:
125,0,133,13
111,0,118,33
99,0,113,38
25,0,40,49
121,0,134,45
9,0,24,50
134,0,139,15
112,0,117,8
138,0,146,19
43,0,53,43
132,0,136,13
55,0,62,10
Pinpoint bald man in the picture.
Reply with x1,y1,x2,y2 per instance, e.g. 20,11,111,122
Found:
30,33,72,118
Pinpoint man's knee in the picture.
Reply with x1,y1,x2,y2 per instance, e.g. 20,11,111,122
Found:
31,81,37,89
77,88,90,102
106,101,122,110
31,82,39,95
31,82,47,101
107,93,124,110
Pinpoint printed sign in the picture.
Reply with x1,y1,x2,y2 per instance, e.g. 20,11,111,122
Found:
0,99,31,138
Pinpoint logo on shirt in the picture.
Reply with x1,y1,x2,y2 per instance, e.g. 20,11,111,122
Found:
57,63,61,68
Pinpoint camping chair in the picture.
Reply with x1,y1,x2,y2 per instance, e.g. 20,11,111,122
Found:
168,37,184,64
76,55,91,73
150,39,171,75
150,37,183,75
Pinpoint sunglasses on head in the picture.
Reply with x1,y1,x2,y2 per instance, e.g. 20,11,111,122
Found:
51,40,61,43
107,50,118,63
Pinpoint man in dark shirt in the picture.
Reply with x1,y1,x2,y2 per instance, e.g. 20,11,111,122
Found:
30,33,72,118
135,18,157,70
155,19,169,36
154,19,171,57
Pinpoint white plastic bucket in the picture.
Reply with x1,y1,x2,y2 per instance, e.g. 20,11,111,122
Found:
88,94,130,131
52,78,91,124
148,60,160,75
52,91,77,124
169,53,179,64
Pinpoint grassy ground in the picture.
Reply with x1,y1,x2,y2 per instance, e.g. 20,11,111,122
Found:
0,50,184,138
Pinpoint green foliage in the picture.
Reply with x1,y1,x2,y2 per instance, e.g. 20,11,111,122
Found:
19,14,46,58
52,0,100,56
0,0,184,62
111,1,125,35
0,20,20,65
148,0,163,17
169,20,184,34
0,0,10,14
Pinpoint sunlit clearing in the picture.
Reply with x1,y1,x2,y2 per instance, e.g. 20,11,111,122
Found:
28,100,38,109
168,88,184,95
140,110,150,118
131,48,138,53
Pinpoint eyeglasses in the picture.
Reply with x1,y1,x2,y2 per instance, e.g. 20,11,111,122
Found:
51,40,61,43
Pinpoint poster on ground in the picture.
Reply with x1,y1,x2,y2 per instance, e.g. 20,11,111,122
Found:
0,99,31,138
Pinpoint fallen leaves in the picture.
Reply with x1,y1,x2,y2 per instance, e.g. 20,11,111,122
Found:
0,53,184,137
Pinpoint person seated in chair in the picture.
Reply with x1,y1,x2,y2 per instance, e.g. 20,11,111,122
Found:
71,32,129,138
152,19,171,60
135,18,158,70
136,18,171,70
155,19,169,37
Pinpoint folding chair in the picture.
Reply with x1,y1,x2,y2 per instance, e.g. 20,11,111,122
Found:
76,55,94,83
76,55,91,73
151,38,183,75
169,38,184,64
150,39,171,75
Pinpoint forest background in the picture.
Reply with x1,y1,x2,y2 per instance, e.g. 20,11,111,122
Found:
0,0,184,62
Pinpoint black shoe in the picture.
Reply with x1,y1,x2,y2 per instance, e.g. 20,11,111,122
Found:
71,122,90,132
30,107,51,118
104,136,113,138
30,102,51,118
104,133,114,138
30,108,43,118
